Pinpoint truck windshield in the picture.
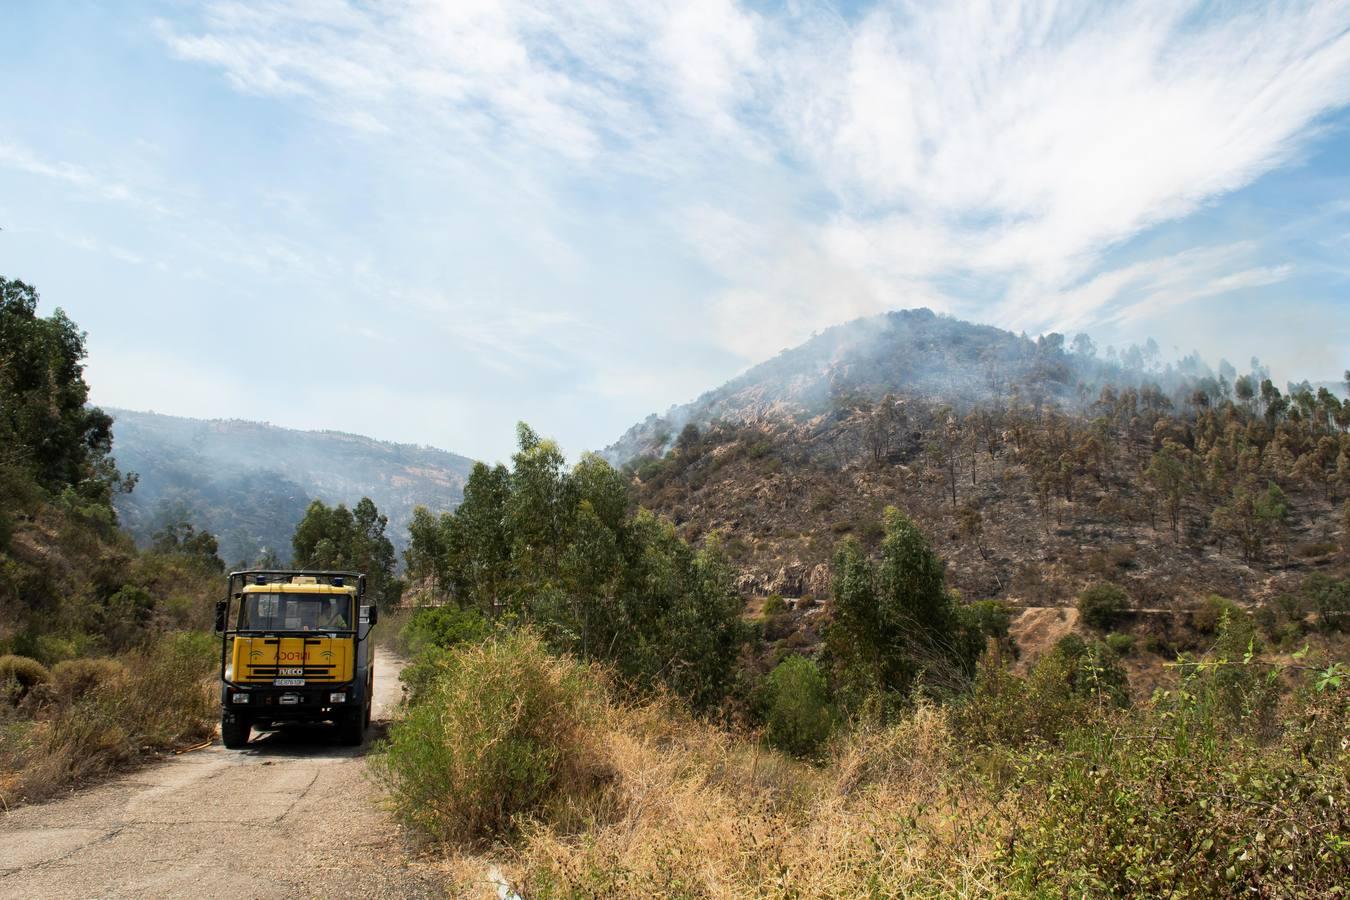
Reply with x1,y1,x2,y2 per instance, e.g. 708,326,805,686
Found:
238,593,351,631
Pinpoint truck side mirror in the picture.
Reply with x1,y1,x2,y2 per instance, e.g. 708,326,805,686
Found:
361,605,378,627
214,600,227,633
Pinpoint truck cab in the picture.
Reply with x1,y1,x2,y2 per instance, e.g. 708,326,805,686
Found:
215,570,378,748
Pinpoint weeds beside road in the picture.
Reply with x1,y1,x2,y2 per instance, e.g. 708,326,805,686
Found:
0,632,216,807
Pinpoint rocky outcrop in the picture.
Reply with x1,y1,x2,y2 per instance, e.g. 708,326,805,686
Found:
736,562,831,600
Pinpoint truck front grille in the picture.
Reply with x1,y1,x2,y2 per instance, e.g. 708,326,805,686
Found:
242,665,339,682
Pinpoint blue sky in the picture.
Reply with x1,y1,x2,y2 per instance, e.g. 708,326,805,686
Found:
2,0,1349,462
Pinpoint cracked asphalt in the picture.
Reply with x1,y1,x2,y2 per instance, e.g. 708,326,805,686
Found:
0,650,446,899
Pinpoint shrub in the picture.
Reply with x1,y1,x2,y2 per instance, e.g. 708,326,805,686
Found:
1192,594,1241,634
1076,582,1128,630
99,585,156,650
762,593,786,616
1302,574,1350,632
51,658,127,702
1005,670,1348,897
374,631,609,844
0,655,51,703
0,635,215,805
400,604,490,655
1104,632,1134,656
959,599,1012,641
763,655,833,758
953,645,1110,749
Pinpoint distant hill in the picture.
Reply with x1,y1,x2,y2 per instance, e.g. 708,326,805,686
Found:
602,307,1350,696
107,409,477,565
606,308,1187,463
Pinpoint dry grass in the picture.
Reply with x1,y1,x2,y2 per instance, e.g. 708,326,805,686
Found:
0,632,216,806
392,624,1349,897
430,694,1002,898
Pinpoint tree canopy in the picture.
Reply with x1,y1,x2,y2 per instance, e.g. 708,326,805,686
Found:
0,277,127,510
409,423,743,712
292,497,401,607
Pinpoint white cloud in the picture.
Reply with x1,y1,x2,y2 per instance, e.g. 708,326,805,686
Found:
139,1,1350,378
1009,242,1295,335
750,0,1350,350
0,142,177,217
157,0,762,167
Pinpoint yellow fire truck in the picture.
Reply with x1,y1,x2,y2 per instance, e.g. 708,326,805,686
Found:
214,570,378,748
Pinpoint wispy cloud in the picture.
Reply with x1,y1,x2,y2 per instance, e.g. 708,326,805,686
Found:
0,141,178,217
756,0,1350,349
156,0,761,168
159,1,1350,362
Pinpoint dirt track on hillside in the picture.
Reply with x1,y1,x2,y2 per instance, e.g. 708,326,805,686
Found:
0,650,446,899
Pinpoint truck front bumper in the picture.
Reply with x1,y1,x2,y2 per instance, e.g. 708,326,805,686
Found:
222,683,357,721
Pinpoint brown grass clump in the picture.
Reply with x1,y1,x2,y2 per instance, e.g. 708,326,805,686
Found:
0,654,52,703
0,632,216,806
430,693,999,898
51,657,128,702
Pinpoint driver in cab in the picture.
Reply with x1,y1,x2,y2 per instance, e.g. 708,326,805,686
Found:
313,598,349,631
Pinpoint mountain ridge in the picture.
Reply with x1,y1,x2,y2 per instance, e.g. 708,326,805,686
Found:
107,408,477,564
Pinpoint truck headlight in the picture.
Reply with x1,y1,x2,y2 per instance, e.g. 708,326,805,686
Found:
329,692,347,703
232,693,249,704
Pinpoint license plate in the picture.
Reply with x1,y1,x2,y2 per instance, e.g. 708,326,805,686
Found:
279,667,304,676
279,693,301,705
274,678,305,687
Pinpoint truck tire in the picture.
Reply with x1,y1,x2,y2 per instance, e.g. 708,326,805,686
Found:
338,709,364,746
364,670,373,729
221,714,251,749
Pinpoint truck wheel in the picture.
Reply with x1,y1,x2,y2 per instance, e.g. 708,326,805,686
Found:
221,714,251,749
338,709,364,746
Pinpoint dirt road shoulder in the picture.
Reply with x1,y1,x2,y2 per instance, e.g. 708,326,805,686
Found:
0,649,444,899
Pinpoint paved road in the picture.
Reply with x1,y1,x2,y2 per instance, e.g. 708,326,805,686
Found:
0,650,445,899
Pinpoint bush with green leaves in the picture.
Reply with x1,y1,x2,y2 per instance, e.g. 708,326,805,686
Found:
401,604,490,654
762,593,786,616
762,655,833,758
375,631,609,845
1076,582,1129,630
959,600,1012,642
1192,594,1241,634
827,507,970,710
1053,635,1130,708
1104,632,1134,656
1001,662,1348,896
1301,574,1349,632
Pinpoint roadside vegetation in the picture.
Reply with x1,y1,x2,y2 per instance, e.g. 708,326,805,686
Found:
379,610,1348,897
0,277,220,805
380,425,1350,896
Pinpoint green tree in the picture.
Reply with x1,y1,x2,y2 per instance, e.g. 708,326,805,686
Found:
403,505,446,587
151,519,225,573
828,508,967,706
0,277,129,509
352,497,400,607
1077,582,1129,630
291,497,399,606
431,425,742,712
443,462,512,613
1212,480,1288,563
763,655,833,758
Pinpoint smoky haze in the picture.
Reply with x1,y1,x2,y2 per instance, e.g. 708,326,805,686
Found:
605,308,1337,464
107,409,476,565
